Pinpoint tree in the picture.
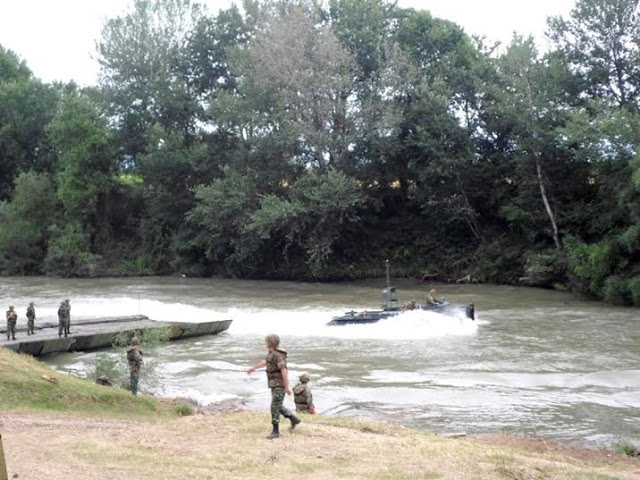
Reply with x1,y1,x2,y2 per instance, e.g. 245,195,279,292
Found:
246,169,366,277
48,87,117,254
97,0,205,160
0,171,57,274
0,46,58,199
484,37,567,250
246,3,359,170
548,0,640,109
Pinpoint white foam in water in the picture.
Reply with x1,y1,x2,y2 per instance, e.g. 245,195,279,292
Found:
158,386,240,406
31,297,229,323
33,297,477,341
226,307,478,340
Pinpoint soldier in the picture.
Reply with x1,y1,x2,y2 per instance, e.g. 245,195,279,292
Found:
293,373,315,414
427,289,442,305
247,334,301,439
57,301,68,338
126,337,143,395
5,306,17,341
26,302,36,335
63,299,71,335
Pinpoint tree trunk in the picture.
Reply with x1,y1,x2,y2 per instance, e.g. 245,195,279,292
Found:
535,155,562,250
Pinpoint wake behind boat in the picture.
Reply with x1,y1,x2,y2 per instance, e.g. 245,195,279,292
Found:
327,261,475,326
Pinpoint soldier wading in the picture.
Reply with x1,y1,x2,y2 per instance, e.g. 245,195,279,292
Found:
247,334,301,439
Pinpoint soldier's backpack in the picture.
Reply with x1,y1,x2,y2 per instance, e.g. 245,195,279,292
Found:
126,347,137,363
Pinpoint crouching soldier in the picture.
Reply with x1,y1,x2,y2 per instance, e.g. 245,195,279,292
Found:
247,334,301,439
26,302,36,335
126,337,143,395
293,374,315,414
5,306,17,341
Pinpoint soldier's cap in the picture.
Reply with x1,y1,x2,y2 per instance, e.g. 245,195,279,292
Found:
299,373,310,383
65,299,70,303
131,336,140,346
29,301,34,306
9,305,14,309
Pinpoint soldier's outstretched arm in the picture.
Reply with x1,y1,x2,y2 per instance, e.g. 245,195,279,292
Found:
247,360,266,374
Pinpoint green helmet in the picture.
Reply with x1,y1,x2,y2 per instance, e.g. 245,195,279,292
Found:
265,334,280,348
299,374,310,383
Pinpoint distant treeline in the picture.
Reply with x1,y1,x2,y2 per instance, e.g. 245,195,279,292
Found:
1,0,640,305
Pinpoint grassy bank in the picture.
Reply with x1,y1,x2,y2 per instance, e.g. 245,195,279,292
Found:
0,349,638,479
0,348,172,417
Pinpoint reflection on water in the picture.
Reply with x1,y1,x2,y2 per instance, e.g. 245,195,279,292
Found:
1,276,639,449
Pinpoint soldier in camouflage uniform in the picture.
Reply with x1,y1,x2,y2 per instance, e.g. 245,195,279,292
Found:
26,302,36,335
63,299,71,335
57,301,68,338
247,334,301,439
293,373,315,414
126,336,143,395
5,306,17,341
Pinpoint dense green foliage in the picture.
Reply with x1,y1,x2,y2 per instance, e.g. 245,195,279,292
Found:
1,0,640,305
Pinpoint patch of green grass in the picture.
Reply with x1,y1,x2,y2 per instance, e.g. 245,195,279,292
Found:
0,348,172,418
174,403,195,416
615,441,639,458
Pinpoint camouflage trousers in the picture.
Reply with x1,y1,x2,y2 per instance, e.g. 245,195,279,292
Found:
130,368,140,395
6,321,16,339
270,387,293,424
58,317,70,336
27,318,34,334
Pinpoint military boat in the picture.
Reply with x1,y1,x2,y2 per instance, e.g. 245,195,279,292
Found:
327,261,475,326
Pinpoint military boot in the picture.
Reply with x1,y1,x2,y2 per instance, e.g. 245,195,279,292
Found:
284,412,301,430
266,422,280,439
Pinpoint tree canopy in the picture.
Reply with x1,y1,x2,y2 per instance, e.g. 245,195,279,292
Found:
1,0,640,306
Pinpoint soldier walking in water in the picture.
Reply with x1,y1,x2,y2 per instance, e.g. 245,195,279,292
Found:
26,302,35,335
5,306,17,341
126,337,143,395
57,301,68,338
247,334,301,439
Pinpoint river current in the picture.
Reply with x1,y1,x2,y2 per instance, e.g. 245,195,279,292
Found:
1,276,638,449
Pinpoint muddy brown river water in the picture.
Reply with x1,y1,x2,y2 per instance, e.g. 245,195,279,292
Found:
2,276,638,449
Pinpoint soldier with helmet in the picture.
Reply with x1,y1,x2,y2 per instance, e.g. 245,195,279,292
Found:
247,334,301,439
293,373,315,414
26,302,36,335
5,306,17,341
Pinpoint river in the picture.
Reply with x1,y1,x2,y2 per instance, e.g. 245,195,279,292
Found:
1,276,639,449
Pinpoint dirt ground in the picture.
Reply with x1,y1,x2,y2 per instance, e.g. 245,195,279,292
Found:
1,410,639,480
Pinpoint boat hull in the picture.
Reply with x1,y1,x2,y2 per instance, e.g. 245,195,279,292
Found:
327,303,474,326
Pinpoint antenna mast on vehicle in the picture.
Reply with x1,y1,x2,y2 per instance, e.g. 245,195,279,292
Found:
385,259,390,288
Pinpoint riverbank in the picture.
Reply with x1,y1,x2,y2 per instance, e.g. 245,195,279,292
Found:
1,349,639,479
1,409,638,480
